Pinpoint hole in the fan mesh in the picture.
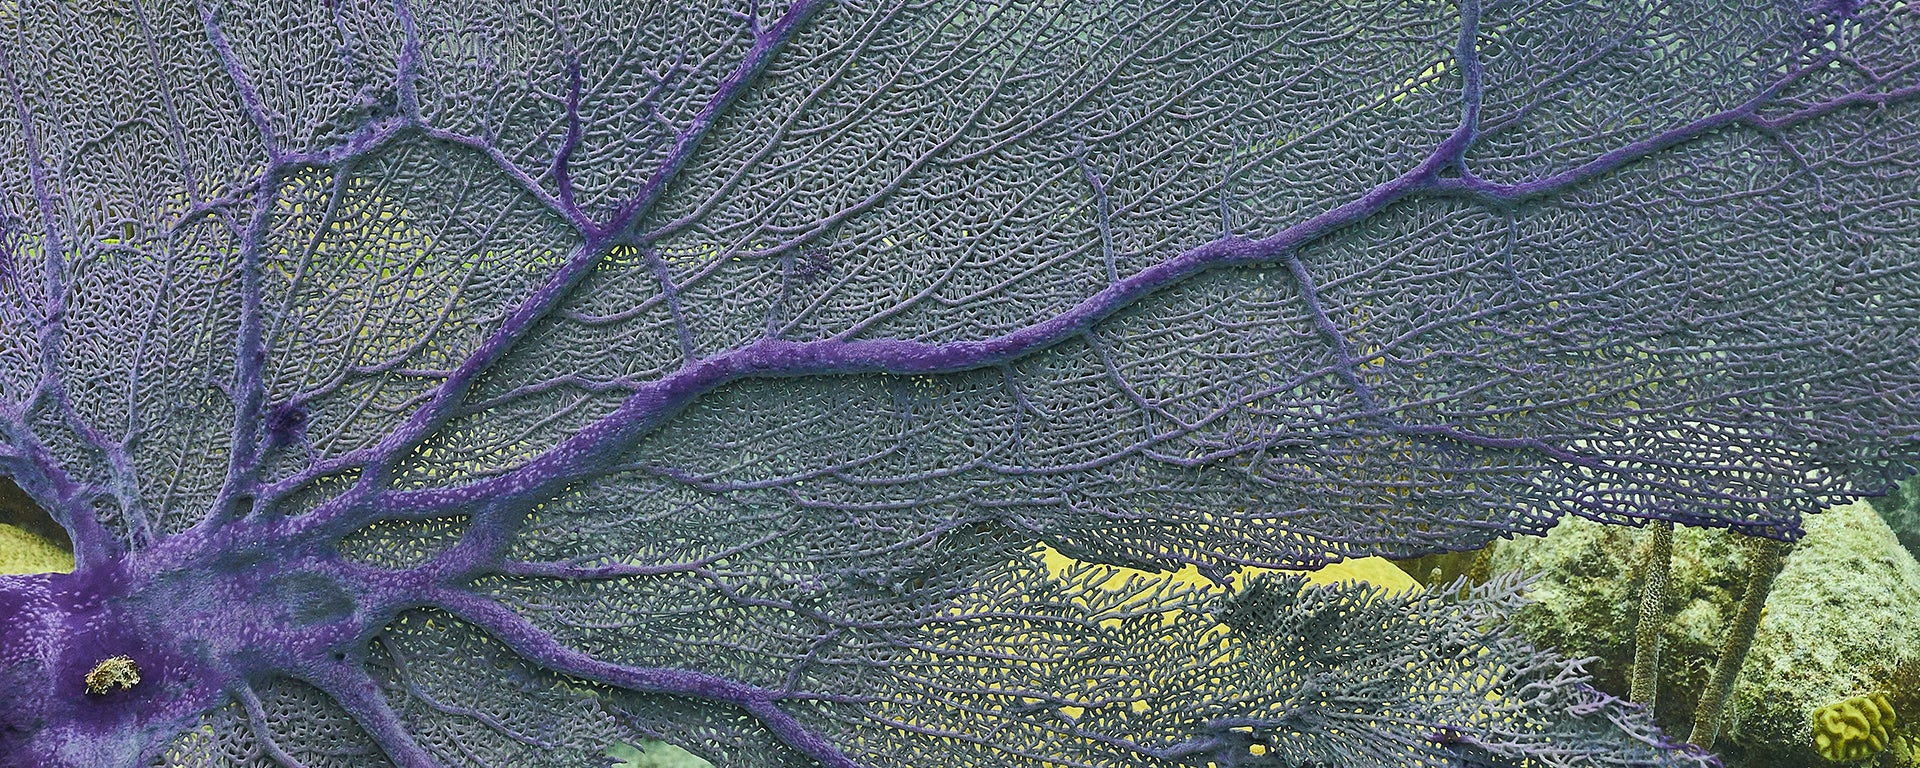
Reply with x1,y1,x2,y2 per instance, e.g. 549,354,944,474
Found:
606,739,716,768
1,475,74,574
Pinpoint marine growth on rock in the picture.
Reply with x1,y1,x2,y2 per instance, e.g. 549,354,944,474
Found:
0,1,1916,766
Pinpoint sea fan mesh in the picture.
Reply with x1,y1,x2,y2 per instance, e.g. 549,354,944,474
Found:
0,0,1915,765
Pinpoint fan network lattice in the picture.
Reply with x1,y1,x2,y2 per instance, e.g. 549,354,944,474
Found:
0,0,1915,765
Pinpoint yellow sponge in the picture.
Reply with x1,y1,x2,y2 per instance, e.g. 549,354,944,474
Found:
1812,691,1897,763
0,522,73,575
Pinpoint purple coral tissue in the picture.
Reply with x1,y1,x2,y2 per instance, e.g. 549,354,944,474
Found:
0,0,1915,765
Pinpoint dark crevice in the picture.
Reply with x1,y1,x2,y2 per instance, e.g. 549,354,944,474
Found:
0,475,72,555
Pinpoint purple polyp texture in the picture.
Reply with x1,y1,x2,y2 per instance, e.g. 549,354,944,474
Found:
0,0,1915,765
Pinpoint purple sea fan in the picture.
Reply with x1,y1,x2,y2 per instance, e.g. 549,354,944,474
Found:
0,0,1915,765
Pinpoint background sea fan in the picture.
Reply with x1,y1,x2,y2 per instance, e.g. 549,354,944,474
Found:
0,0,1915,765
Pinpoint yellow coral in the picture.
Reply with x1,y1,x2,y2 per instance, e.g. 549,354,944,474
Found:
1812,691,1897,763
0,522,73,575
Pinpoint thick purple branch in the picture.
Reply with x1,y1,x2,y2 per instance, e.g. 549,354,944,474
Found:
287,2,1493,537
426,588,864,768
1746,80,1920,130
342,109,1477,527
303,663,444,768
196,0,280,157
0,41,120,566
234,684,314,768
1454,0,1484,153
390,0,423,120
1435,79,1920,206
601,0,831,241
208,180,279,524
0,2,1912,767
343,0,829,489
325,0,1919,552
0,432,112,565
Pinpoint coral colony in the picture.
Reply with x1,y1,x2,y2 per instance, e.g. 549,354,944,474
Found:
0,1,1915,766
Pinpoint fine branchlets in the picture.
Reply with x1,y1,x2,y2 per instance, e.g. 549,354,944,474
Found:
0,1,1915,766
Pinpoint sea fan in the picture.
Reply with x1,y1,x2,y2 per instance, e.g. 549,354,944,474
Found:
0,0,1915,765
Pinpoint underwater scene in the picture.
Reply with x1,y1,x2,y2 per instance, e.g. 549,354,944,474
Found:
0,1,1916,767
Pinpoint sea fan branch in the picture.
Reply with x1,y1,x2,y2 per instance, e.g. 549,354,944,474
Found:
425,587,865,768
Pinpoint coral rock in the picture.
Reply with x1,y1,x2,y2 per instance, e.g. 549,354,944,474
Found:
1489,501,1920,768
1729,503,1920,768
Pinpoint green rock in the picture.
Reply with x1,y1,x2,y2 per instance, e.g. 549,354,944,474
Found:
1488,502,1920,767
1728,501,1920,768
